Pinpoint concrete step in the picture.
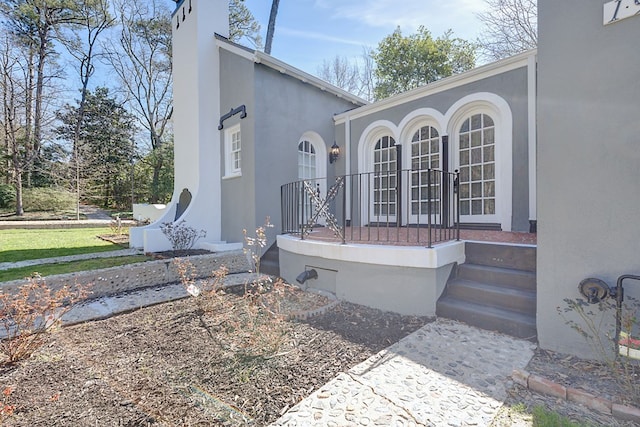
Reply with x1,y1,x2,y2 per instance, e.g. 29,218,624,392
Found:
445,278,536,316
260,243,280,277
456,263,536,291
436,297,537,341
464,242,536,272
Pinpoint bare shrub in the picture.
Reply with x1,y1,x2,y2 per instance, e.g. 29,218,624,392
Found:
243,216,274,275
160,220,206,251
0,277,89,365
558,296,640,405
173,258,293,359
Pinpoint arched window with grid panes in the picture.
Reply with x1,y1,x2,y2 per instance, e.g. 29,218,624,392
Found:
373,135,398,222
458,113,496,218
409,125,441,223
298,140,318,224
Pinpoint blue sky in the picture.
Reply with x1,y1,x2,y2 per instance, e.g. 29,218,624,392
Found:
240,0,489,75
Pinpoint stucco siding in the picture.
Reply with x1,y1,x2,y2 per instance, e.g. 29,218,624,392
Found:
537,0,640,358
219,49,257,244
252,65,359,246
344,67,531,231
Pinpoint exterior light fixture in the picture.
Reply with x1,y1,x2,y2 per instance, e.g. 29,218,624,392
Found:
578,278,611,304
329,142,340,164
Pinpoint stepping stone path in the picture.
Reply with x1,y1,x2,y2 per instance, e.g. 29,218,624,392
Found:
272,318,536,426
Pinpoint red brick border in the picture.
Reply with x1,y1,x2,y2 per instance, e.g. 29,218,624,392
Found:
511,369,640,423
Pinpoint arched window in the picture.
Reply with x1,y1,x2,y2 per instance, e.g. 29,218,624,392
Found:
298,140,316,180
298,140,318,223
458,113,495,216
373,136,397,217
410,126,440,216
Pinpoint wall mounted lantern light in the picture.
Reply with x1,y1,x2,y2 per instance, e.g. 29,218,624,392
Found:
329,142,340,164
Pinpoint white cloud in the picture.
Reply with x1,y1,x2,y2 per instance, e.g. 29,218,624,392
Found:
314,0,487,38
278,27,371,47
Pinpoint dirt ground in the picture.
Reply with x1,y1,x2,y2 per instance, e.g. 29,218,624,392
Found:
0,287,428,426
0,285,637,426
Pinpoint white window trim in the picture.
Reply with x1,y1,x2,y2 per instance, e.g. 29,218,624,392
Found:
357,121,399,226
223,124,242,179
445,92,513,231
298,131,328,225
298,131,327,180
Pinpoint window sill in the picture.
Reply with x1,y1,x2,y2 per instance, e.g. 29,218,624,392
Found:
222,172,242,180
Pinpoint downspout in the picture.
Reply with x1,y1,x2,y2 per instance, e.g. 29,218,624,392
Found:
527,52,537,232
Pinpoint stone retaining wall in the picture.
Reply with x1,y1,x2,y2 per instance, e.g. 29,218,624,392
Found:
0,251,252,300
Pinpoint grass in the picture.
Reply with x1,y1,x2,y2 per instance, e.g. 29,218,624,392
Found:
0,228,124,263
0,255,152,282
532,405,591,427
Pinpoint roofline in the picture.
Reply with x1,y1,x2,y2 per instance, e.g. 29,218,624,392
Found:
214,36,368,107
334,49,537,124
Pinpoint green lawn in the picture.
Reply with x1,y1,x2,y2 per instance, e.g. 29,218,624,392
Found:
0,255,152,282
0,228,125,263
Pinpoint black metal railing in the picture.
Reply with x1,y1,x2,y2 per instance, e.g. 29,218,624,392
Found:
281,168,460,247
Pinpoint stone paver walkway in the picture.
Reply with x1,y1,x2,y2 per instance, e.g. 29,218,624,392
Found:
271,319,536,427
61,272,264,326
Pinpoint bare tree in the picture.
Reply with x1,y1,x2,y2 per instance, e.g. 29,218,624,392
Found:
0,36,30,215
63,0,114,218
316,48,376,102
0,0,84,187
317,56,360,94
358,47,376,102
476,0,537,61
264,0,279,54
105,0,172,203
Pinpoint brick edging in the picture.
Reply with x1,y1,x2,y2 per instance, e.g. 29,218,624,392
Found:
287,288,340,320
511,369,640,423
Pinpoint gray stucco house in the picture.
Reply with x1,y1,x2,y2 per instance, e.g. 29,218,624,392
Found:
132,0,639,360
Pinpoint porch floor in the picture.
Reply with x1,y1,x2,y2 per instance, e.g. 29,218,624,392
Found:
295,227,536,246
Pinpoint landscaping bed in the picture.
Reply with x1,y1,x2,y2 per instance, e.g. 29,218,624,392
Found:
0,289,428,426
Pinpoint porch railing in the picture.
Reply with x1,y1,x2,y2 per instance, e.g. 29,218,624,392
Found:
281,168,460,247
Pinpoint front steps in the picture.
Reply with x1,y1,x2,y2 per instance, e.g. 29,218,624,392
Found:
260,243,280,276
436,242,537,341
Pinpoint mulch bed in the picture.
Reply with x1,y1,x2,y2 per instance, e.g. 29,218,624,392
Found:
1,283,637,426
0,289,428,426
499,348,640,426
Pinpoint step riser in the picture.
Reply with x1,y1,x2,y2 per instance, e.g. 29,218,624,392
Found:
464,242,536,272
260,243,280,277
437,241,537,340
456,264,536,291
436,300,537,340
446,280,536,316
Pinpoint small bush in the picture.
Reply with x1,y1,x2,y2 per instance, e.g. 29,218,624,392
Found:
160,220,206,251
558,296,640,406
22,188,75,212
0,184,14,209
173,258,292,359
243,217,274,275
0,276,89,365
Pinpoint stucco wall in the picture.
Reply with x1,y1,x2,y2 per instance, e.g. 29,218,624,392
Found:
279,248,454,316
537,0,640,358
343,67,531,231
250,66,360,247
219,49,258,245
